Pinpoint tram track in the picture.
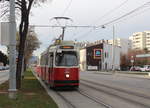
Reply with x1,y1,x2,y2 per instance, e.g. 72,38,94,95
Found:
77,89,112,108
56,89,112,108
56,91,76,108
81,79,150,108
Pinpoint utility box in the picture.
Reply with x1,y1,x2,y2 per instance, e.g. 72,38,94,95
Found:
0,22,9,46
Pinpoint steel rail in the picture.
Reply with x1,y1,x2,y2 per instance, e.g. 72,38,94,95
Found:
78,89,112,108
81,79,150,100
81,79,150,108
56,91,77,108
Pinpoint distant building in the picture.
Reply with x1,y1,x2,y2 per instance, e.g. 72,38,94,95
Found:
79,42,121,71
129,31,150,51
108,38,131,54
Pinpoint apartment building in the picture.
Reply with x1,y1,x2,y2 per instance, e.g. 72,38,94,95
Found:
145,31,150,51
129,31,150,51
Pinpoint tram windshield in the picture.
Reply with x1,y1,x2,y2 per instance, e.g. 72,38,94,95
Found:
55,51,78,66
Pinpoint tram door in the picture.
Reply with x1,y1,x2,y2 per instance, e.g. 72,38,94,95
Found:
49,53,54,85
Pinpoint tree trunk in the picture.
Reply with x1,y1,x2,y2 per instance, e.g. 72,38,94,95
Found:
16,0,33,89
16,34,26,89
21,57,25,79
16,21,29,89
24,59,27,72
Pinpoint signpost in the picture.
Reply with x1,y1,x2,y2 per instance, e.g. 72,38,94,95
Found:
0,0,17,98
0,22,9,45
8,0,17,99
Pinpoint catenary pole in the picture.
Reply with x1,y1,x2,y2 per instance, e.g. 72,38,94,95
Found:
8,0,17,99
112,25,115,72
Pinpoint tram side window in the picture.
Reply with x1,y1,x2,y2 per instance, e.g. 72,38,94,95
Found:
48,53,53,67
55,51,78,66
40,55,44,66
45,54,49,66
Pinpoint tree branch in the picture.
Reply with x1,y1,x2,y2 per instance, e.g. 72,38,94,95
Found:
16,0,21,4
27,0,34,14
15,1,21,7
15,6,21,10
0,8,9,18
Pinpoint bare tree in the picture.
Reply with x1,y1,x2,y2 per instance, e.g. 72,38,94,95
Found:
0,0,52,89
17,28,41,72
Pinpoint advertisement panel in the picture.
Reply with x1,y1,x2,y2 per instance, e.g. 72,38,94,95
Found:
93,49,102,59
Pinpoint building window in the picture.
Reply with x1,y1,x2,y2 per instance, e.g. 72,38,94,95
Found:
135,41,140,43
135,38,140,39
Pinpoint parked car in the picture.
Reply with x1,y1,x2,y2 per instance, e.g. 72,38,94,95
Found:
4,65,9,70
130,66,141,71
140,65,150,72
0,66,4,71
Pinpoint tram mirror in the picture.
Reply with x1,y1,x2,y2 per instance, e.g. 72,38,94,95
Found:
57,49,62,53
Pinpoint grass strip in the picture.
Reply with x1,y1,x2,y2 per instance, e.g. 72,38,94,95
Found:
0,69,58,108
121,72,149,75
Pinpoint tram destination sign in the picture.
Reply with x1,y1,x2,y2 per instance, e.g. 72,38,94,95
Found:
60,46,74,49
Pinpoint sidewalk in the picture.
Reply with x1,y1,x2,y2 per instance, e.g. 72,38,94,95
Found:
83,70,150,79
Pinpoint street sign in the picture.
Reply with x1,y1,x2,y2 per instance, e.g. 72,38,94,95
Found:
0,22,10,45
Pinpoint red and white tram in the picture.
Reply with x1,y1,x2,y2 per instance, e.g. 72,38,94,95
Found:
36,40,79,89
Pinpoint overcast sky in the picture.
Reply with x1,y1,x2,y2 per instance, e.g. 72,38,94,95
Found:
1,0,150,56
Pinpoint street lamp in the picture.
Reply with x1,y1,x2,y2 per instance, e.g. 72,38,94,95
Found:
112,25,115,72
101,25,115,72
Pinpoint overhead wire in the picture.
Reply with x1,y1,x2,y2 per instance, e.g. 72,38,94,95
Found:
76,1,150,40
73,0,129,40
92,0,129,25
49,0,73,40
97,1,150,27
114,6,150,25
61,0,73,17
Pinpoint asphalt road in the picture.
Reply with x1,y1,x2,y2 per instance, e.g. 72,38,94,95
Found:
80,71,150,94
80,71,150,108
0,70,9,85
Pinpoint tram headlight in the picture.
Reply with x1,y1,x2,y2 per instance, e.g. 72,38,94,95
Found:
65,74,70,78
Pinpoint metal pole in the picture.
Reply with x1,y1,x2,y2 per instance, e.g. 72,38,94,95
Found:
62,27,65,40
8,0,17,99
112,25,115,72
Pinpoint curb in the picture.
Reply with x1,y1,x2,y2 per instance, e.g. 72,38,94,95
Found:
32,71,69,108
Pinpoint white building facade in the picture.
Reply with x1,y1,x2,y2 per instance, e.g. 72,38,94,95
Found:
102,43,121,70
129,31,150,51
79,43,121,71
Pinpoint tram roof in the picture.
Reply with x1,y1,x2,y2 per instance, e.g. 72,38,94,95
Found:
41,40,76,55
